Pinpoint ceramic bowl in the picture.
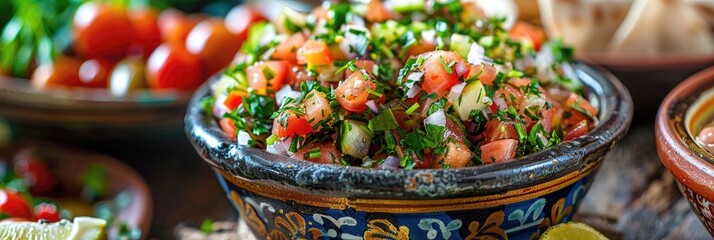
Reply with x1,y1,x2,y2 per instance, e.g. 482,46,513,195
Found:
10,144,154,239
186,62,633,239
656,65,714,236
0,76,191,140
578,53,714,123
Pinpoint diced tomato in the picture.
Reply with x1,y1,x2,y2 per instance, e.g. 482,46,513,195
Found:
297,40,332,66
540,106,563,133
272,33,307,63
419,51,469,97
414,153,434,169
247,61,288,94
495,84,524,106
0,189,34,221
509,21,546,51
311,6,328,21
346,60,376,77
329,44,350,62
564,93,598,117
508,78,532,88
392,111,420,131
219,118,237,140
303,90,332,128
433,142,472,168
483,119,518,143
564,120,589,141
13,154,56,196
480,139,518,163
223,91,245,110
33,203,60,222
466,64,497,85
295,142,340,164
335,71,377,112
365,0,392,23
272,109,315,137
404,39,437,59
445,117,466,142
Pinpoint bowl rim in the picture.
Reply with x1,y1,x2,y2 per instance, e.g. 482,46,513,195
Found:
185,62,633,199
656,65,714,198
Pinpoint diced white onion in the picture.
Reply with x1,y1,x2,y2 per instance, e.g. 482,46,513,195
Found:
377,156,400,170
522,93,546,110
424,109,446,127
275,85,301,107
213,94,230,118
467,43,486,65
237,131,251,145
405,71,424,89
366,100,379,113
267,138,291,156
406,85,422,98
421,29,437,43
455,61,468,77
447,82,467,104
494,96,508,111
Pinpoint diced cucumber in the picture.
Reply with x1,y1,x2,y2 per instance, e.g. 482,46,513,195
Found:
391,0,425,13
450,33,474,58
409,21,428,34
275,7,307,34
371,20,406,44
340,120,372,159
450,80,490,121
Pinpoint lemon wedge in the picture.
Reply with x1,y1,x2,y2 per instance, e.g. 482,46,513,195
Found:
541,222,609,240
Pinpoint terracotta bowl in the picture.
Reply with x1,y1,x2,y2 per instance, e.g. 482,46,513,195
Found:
186,63,633,239
0,76,191,140
578,53,714,123
13,145,155,239
656,65,714,236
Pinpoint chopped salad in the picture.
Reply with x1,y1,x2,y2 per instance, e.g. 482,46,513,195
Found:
207,0,599,169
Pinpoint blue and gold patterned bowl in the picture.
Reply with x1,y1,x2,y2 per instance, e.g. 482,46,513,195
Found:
185,62,632,240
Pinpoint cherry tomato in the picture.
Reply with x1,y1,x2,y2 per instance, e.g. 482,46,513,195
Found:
31,57,82,88
158,9,202,46
272,33,307,63
297,40,332,66
72,2,133,60
225,5,267,42
480,139,518,163
0,189,34,221
78,59,112,88
272,109,314,137
335,71,377,112
33,202,60,222
13,154,56,196
186,19,243,77
128,8,162,57
146,43,203,90
247,61,287,94
419,51,469,97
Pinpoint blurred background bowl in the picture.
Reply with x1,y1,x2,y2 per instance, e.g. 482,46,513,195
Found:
656,65,714,236
580,53,714,123
0,75,191,140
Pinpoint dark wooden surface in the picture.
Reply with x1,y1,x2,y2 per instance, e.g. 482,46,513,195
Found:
173,123,714,239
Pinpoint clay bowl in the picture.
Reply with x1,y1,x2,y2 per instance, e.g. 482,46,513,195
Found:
186,63,633,239
9,144,155,239
0,76,191,141
656,65,714,236
578,53,714,123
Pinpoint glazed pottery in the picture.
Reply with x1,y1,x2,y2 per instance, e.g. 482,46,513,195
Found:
186,63,633,239
656,65,714,236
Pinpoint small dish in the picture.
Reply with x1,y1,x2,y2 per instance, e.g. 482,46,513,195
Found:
0,76,190,140
656,65,714,236
186,63,633,239
3,144,154,239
